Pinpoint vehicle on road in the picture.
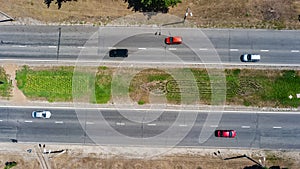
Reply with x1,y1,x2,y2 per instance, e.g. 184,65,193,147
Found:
165,36,182,45
215,130,236,138
240,54,261,62
32,110,51,119
109,49,128,57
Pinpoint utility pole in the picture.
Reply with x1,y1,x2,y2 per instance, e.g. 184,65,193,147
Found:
57,27,61,61
184,7,193,22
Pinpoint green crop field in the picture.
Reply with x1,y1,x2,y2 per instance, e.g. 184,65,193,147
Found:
15,66,300,107
0,67,12,98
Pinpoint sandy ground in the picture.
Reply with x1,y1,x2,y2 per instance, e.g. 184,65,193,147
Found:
0,143,299,169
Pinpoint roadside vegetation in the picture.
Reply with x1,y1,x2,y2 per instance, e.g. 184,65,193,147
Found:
1,0,299,29
15,66,300,107
0,67,11,98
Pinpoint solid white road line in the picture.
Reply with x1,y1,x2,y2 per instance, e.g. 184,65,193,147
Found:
179,124,187,127
1,105,300,114
25,120,33,123
48,46,56,48
273,126,282,129
168,48,177,51
199,48,208,51
86,121,94,124
147,123,157,126
241,126,250,128
138,48,147,50
55,121,64,124
210,125,218,127
260,49,269,52
291,50,299,53
230,49,239,51
116,122,125,126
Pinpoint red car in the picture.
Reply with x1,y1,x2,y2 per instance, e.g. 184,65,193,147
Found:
215,130,236,138
165,36,182,45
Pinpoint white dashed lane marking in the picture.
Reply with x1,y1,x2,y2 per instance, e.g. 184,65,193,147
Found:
147,123,157,126
273,126,282,129
77,46,85,49
241,126,250,128
138,48,147,50
210,125,218,127
199,48,208,51
48,46,56,48
108,47,116,49
116,122,125,126
291,50,299,53
25,120,33,123
55,121,64,124
260,49,269,52
230,49,239,51
168,48,177,51
179,124,187,127
18,45,27,48
0,120,3,122
86,122,94,125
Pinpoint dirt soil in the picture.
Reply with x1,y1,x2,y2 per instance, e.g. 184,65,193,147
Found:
0,0,299,29
0,143,299,169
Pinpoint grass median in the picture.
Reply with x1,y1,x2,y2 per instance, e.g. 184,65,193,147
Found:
0,67,12,98
15,66,300,107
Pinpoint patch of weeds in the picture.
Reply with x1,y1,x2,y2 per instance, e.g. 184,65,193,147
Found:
138,100,145,105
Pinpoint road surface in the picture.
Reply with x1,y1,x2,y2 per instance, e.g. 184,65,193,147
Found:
0,26,299,65
0,107,299,149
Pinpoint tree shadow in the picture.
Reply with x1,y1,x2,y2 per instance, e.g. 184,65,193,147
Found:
124,0,169,13
44,0,77,9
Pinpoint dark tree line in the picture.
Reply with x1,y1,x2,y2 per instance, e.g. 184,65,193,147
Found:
125,0,181,13
44,0,77,9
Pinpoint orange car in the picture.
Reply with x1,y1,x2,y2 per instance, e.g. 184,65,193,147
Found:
165,36,182,45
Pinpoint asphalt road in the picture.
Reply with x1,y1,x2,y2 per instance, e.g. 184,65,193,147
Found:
0,26,299,65
0,107,299,149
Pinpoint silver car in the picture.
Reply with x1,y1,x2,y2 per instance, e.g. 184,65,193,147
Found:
32,110,51,119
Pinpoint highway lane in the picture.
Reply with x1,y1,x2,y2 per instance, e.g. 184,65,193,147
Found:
0,26,299,64
0,107,299,149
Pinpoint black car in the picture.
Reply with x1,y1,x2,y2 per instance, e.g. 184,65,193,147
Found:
109,49,128,57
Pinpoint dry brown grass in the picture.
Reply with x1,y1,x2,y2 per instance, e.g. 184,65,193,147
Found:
1,0,299,28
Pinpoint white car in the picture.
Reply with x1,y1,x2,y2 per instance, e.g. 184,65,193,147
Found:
240,54,261,62
32,110,51,119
